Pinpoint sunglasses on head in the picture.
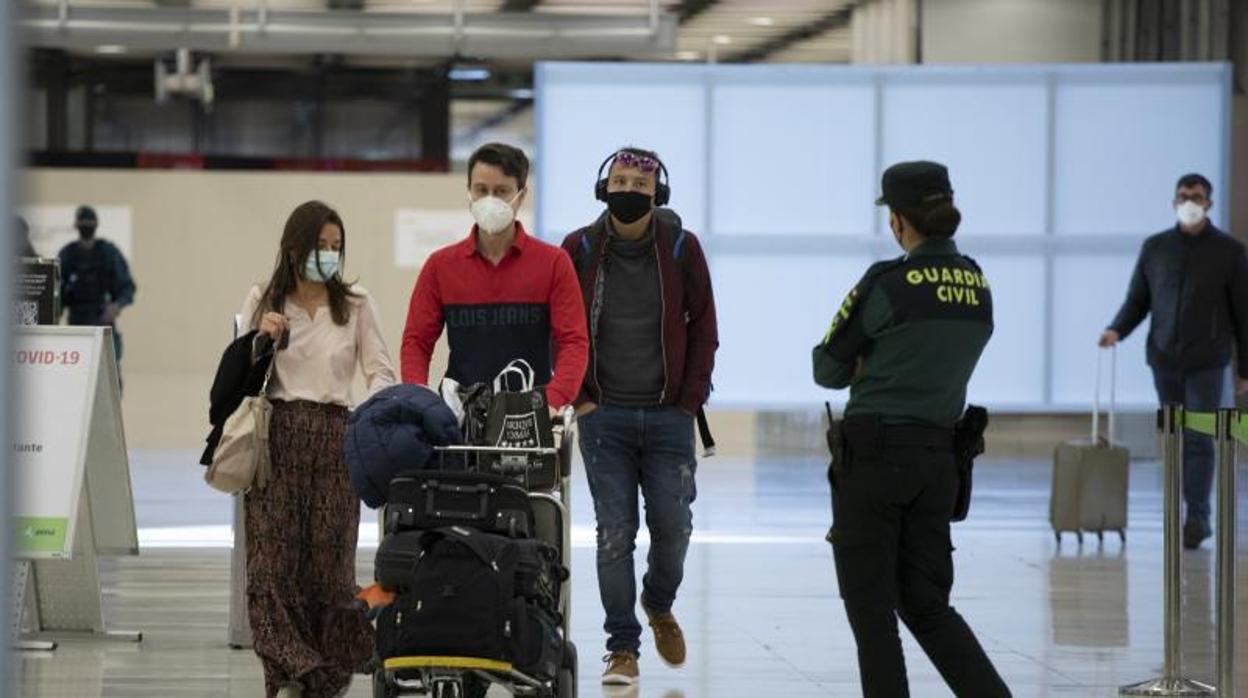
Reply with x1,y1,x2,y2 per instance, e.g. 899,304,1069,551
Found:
612,151,660,173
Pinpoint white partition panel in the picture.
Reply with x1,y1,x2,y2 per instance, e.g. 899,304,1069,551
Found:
536,62,1231,410
881,75,1049,237
711,254,873,407
711,77,876,237
1052,253,1156,407
964,255,1047,406
1054,69,1227,236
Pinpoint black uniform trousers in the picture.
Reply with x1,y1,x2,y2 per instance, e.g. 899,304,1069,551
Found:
828,420,1010,698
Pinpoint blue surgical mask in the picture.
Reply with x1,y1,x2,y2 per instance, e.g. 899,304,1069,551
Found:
303,250,340,282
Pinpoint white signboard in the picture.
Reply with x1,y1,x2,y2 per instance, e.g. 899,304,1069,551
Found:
12,326,136,559
19,205,134,260
393,208,537,268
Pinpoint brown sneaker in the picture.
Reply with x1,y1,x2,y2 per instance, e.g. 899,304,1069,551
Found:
602,651,639,686
644,606,687,668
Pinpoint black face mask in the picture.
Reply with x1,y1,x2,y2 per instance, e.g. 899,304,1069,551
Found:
607,191,653,224
76,224,97,240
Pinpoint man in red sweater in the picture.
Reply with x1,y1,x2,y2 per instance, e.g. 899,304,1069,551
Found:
401,143,588,415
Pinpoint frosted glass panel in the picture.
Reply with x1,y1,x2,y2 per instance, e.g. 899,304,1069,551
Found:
713,254,873,407
537,80,706,239
711,83,876,236
1052,253,1156,407
1054,80,1225,236
964,255,1046,405
881,81,1048,237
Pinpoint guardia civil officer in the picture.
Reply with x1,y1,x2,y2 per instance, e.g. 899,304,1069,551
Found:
812,161,1010,698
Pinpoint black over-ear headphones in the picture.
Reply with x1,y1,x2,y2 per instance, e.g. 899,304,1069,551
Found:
594,150,671,207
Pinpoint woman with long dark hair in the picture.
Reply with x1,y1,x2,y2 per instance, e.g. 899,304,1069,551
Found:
241,200,396,698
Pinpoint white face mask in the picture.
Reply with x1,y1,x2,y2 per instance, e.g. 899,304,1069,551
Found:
469,191,521,235
1176,200,1207,227
303,249,339,282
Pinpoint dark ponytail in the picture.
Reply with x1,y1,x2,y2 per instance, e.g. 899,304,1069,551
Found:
896,199,961,239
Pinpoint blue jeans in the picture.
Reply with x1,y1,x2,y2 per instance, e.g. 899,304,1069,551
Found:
1152,366,1226,528
578,405,697,655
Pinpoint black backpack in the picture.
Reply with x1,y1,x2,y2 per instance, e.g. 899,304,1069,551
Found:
374,527,564,678
375,526,517,661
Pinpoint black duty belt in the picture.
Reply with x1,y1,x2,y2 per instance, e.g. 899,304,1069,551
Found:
841,414,955,452
880,424,954,450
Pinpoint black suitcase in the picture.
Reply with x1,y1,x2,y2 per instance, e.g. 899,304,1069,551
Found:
513,539,566,612
385,470,534,538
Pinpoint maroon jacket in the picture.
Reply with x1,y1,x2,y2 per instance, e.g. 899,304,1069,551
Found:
561,210,718,415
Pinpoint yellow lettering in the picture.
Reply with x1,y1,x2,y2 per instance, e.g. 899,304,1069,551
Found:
923,268,940,283
980,274,991,290
953,287,966,303
906,270,924,285
937,285,951,303
969,289,980,306
941,268,954,284
953,269,965,285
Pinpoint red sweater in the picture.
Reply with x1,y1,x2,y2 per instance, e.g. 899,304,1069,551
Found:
401,223,589,408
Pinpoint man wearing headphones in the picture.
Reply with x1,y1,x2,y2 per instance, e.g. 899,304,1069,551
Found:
562,147,718,686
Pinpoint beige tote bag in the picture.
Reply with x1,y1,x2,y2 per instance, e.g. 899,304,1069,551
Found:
205,356,275,494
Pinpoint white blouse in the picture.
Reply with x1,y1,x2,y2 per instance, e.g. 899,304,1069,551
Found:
240,284,397,407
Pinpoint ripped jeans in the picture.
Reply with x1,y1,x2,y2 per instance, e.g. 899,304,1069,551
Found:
579,405,698,655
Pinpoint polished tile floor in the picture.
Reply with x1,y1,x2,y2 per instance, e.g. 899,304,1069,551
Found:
15,451,1248,697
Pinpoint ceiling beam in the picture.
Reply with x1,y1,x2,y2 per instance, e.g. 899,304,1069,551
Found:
675,0,719,24
499,0,543,11
727,3,856,63
327,0,366,9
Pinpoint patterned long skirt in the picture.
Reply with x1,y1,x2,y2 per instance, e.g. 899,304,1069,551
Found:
245,400,374,698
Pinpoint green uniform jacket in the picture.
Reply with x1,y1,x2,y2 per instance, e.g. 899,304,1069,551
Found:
812,239,993,428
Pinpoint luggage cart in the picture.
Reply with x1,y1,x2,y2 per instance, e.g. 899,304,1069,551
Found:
373,410,578,698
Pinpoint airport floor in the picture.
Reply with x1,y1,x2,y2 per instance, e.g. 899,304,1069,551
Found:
15,450,1248,698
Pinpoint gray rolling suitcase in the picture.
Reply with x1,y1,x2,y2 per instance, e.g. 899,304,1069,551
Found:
1050,348,1129,544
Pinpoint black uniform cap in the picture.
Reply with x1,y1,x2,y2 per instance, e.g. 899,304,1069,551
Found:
75,205,98,225
875,161,954,208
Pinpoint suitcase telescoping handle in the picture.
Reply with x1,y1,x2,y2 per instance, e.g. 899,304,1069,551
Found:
424,482,492,522
1092,346,1117,446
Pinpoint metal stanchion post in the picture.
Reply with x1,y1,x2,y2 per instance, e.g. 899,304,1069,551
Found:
1120,405,1215,696
1216,409,1237,697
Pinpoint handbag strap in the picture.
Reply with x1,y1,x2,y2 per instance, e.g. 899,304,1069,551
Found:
258,348,277,398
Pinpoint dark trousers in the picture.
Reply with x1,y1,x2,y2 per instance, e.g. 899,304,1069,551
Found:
1151,366,1225,528
829,433,1010,698
578,405,697,655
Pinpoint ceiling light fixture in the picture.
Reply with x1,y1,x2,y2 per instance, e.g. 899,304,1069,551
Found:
712,35,733,46
749,17,775,27
95,45,128,55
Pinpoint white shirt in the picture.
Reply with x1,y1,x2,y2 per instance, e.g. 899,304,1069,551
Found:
240,284,397,407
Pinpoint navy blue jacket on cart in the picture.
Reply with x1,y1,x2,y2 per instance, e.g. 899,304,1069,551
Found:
345,384,463,508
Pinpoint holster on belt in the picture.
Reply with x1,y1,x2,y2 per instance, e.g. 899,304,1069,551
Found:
951,405,989,523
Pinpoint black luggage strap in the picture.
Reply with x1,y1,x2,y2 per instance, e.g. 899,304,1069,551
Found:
696,407,716,457
420,527,503,570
